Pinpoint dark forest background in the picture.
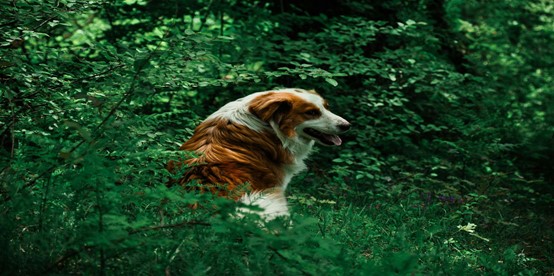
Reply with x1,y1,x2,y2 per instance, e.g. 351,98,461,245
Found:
1,0,553,274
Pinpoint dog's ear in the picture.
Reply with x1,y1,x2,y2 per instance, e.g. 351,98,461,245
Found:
248,92,292,123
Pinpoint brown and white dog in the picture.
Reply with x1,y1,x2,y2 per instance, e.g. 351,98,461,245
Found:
168,88,350,220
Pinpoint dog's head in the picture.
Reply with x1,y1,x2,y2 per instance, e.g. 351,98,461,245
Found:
248,89,350,146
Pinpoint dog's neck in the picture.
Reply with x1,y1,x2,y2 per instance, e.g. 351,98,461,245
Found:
269,120,314,160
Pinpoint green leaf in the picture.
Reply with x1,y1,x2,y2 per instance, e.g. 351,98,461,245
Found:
325,78,338,86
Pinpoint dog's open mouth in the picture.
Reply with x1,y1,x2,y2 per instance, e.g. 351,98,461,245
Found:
303,128,342,146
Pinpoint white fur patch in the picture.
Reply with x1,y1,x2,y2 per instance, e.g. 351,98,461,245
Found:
206,91,270,132
238,191,290,221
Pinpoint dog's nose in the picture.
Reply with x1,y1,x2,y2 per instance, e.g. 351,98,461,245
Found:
339,122,351,132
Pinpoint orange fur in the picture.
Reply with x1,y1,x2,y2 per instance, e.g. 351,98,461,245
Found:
168,117,294,199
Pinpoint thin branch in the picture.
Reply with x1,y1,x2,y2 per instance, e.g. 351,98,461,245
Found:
10,102,15,158
74,63,126,83
48,247,91,272
219,9,224,36
129,220,211,234
95,179,106,275
0,20,17,28
19,29,31,63
268,246,311,276
38,173,52,231
195,0,214,32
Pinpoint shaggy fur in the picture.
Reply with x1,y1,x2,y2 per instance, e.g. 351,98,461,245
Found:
168,88,350,220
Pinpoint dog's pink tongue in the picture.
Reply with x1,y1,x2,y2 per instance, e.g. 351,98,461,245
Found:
329,135,342,146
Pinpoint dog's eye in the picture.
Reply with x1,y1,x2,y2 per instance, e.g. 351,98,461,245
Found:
305,109,321,116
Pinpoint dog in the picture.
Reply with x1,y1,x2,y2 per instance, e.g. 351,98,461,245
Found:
168,88,350,220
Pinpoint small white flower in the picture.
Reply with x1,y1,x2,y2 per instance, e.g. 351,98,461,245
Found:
443,238,457,244
457,222,477,233
457,222,490,242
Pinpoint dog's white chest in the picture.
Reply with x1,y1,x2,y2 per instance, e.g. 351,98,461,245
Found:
281,161,307,190
280,141,313,190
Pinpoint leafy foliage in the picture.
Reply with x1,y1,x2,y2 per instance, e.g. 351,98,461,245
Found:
1,0,552,274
